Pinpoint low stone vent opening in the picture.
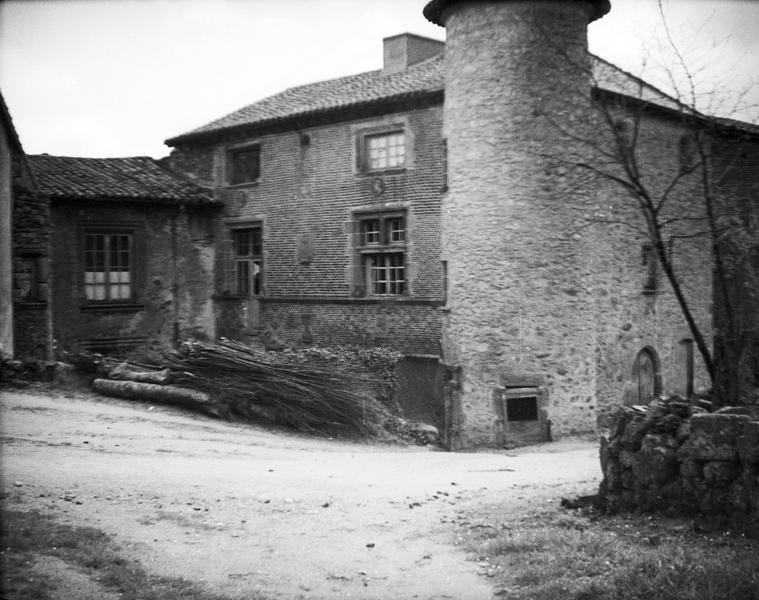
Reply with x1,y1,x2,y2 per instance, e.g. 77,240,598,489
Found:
505,392,539,422
495,383,550,446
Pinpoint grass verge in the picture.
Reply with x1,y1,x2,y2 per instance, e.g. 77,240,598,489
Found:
0,508,254,600
465,504,759,600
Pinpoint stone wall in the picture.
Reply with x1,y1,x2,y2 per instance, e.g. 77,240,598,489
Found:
590,112,713,428
439,1,603,447
11,154,52,359
599,396,759,535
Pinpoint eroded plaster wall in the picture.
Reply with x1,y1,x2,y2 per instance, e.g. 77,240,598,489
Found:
50,201,215,354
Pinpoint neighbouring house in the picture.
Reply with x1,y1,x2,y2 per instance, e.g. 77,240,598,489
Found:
1,91,53,360
28,155,220,355
163,0,758,448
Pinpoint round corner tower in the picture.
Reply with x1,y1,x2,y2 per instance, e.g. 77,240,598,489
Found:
424,0,611,447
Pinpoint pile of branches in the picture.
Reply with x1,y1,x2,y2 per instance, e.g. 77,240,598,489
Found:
152,340,391,436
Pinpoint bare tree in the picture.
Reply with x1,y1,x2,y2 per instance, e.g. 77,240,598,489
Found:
540,3,759,405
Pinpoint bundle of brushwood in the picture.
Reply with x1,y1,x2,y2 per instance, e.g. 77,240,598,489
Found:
151,340,391,436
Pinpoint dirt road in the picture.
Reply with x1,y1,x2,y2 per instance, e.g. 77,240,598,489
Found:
1,388,601,599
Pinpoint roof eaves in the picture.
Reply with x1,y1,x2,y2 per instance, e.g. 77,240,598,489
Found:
48,193,219,206
164,88,444,147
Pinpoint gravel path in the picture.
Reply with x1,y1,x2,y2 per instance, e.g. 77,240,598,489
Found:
1,388,601,599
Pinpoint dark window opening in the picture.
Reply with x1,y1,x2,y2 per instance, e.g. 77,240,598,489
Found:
679,338,695,397
13,255,41,302
679,133,696,173
642,243,658,293
228,145,261,185
506,396,539,422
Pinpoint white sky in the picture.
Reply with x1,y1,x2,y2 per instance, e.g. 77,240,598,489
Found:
1,0,757,159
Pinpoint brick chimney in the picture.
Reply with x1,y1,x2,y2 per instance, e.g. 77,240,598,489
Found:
382,33,444,74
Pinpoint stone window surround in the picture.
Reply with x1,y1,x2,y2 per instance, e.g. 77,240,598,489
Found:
348,202,413,298
223,217,266,297
352,116,414,175
225,139,263,188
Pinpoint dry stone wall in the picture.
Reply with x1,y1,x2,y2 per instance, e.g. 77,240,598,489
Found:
599,395,759,536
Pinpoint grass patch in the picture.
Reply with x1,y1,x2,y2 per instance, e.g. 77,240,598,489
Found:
0,508,259,600
466,506,759,600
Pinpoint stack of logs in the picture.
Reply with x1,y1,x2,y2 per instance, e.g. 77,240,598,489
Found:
92,363,225,417
599,395,759,536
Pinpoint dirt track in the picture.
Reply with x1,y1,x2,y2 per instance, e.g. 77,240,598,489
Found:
1,388,601,599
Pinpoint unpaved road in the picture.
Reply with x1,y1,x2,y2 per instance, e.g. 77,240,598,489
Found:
1,388,601,599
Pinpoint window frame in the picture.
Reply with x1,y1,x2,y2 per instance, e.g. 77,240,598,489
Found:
226,143,262,186
230,225,264,297
81,227,137,305
356,126,408,174
355,211,407,297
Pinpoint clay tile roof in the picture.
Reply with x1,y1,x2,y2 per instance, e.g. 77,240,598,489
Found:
165,54,445,146
165,52,700,147
28,154,217,206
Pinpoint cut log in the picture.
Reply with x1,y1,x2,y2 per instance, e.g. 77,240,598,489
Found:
92,378,227,418
108,362,171,385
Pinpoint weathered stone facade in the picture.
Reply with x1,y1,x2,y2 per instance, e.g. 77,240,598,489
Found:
426,0,716,447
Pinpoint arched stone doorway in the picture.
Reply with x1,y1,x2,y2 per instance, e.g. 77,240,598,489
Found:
633,346,662,404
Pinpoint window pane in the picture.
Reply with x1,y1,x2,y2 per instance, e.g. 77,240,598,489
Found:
251,229,262,255
236,260,250,296
252,260,262,295
234,231,250,256
233,228,262,257
362,220,380,244
230,146,261,184
365,253,404,296
367,132,404,170
84,232,132,302
388,218,405,243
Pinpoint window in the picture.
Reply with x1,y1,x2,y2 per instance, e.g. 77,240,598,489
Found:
678,133,696,173
678,339,695,397
84,233,133,302
233,227,262,296
228,144,261,185
357,213,406,296
359,130,406,172
13,255,41,302
642,243,658,293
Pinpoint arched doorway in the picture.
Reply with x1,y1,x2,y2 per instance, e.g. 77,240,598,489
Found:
633,347,662,404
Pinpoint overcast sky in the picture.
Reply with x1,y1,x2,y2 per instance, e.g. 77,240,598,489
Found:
1,0,757,159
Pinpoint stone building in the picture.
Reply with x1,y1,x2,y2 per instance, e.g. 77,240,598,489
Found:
1,91,53,360
161,0,759,447
28,155,219,355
